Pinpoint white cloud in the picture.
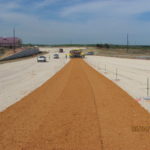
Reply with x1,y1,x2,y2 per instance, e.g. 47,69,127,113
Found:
34,0,58,8
61,0,150,17
0,1,20,11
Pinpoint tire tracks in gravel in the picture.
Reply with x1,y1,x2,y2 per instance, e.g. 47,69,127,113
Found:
21,59,103,150
81,61,104,150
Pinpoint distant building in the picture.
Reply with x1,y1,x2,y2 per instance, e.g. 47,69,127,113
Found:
0,37,22,48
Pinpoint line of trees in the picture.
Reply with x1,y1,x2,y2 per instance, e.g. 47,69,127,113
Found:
96,43,110,49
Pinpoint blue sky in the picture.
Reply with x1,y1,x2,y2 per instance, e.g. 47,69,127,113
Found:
0,0,150,45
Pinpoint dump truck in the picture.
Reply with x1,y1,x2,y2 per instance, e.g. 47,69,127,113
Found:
59,48,63,53
69,49,85,58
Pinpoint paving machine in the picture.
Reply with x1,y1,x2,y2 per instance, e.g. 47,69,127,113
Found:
69,49,85,58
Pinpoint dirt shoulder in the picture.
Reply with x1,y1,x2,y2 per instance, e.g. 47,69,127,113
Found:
85,47,150,59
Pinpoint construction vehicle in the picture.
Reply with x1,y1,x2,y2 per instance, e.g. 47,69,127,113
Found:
59,48,63,53
69,49,85,58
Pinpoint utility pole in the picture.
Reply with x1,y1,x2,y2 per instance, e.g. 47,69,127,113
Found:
13,27,16,53
70,40,72,45
127,33,129,53
147,78,149,97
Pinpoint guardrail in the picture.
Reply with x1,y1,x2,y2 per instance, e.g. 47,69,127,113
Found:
0,48,40,61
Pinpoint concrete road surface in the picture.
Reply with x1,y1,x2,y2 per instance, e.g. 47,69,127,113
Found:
0,59,150,150
0,47,84,111
0,48,69,111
